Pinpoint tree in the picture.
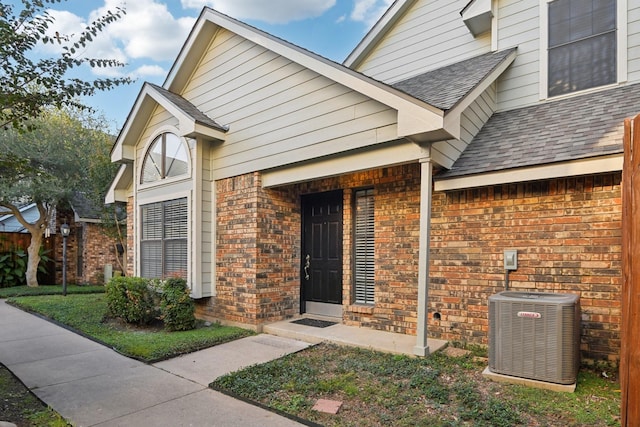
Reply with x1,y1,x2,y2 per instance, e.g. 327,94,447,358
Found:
0,0,131,286
0,0,131,129
0,108,117,286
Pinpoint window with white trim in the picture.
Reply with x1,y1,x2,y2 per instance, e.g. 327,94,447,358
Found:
141,133,188,184
140,198,188,279
547,0,617,97
354,189,374,305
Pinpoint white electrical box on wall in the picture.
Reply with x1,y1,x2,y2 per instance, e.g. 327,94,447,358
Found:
504,249,518,270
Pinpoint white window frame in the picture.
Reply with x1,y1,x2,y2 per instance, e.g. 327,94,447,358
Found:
539,0,627,100
138,127,192,190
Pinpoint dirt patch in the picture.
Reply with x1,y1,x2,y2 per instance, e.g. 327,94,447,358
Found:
443,346,472,358
0,364,66,426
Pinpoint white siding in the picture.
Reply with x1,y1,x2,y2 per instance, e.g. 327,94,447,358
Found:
355,0,491,83
628,1,640,82
494,0,540,110
432,84,497,168
181,29,399,181
355,0,640,113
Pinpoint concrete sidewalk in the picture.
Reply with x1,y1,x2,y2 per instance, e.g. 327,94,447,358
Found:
0,300,309,427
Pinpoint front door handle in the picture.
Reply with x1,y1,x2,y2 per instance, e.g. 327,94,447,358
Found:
304,254,310,280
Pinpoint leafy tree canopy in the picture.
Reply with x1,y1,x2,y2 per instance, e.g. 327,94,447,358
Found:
0,0,130,286
0,0,131,130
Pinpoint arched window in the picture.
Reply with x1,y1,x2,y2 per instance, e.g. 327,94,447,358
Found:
141,133,188,184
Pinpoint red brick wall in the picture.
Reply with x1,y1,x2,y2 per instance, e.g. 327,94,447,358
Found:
200,173,300,326
200,165,423,334
429,173,622,364
52,214,121,285
78,223,121,284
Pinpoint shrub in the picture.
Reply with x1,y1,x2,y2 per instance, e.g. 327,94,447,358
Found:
160,278,196,331
105,276,158,324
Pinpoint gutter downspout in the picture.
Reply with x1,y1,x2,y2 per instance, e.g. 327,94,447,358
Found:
414,157,433,356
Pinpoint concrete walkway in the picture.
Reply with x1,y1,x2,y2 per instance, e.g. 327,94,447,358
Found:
0,300,309,427
264,316,448,356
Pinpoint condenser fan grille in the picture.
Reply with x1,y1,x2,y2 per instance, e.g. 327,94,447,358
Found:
489,292,580,384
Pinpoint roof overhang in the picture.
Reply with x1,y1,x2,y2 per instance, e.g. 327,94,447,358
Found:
164,7,449,141
111,83,227,163
105,164,132,204
461,0,493,37
434,154,623,191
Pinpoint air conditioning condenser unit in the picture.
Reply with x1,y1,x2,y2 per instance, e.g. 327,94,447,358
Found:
489,291,580,384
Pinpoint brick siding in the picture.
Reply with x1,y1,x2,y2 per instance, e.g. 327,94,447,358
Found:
53,212,121,285
198,173,301,325
430,173,622,363
199,165,423,335
157,164,621,363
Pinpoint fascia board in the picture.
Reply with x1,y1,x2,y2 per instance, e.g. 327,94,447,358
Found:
443,48,517,139
461,0,493,36
184,122,227,141
434,155,623,192
166,7,444,136
105,164,132,204
111,85,157,162
343,0,417,68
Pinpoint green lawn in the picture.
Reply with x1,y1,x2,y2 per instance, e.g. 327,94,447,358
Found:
212,343,622,427
0,284,105,298
8,294,254,362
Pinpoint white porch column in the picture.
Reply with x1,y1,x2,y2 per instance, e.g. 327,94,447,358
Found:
414,157,433,356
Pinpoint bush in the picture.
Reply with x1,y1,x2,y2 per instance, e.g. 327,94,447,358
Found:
105,277,158,324
160,278,196,331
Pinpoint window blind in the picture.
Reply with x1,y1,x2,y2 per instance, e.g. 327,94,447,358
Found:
354,189,375,305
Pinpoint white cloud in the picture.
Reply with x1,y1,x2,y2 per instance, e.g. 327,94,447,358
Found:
130,64,167,79
181,0,336,24
92,0,195,61
350,0,394,28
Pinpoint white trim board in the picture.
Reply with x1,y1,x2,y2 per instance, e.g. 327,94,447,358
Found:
434,155,623,191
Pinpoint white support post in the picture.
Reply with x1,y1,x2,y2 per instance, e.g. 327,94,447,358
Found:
414,158,433,356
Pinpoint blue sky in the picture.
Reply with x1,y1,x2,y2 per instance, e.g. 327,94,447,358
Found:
39,0,394,133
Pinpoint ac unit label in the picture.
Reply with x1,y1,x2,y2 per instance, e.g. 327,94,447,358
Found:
517,311,541,319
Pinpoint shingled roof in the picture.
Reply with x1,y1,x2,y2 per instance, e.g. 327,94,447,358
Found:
392,48,517,111
436,82,638,180
147,83,227,132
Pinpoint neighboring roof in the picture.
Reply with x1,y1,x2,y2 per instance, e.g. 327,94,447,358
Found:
392,48,517,111
436,82,639,180
0,203,37,233
146,83,227,132
71,192,102,223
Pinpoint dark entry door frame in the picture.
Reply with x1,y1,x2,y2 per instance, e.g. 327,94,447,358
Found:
301,190,343,317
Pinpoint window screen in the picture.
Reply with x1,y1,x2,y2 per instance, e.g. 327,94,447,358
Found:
354,189,375,305
548,0,616,97
140,198,188,279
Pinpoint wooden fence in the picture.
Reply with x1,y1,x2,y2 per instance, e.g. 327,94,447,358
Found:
622,114,640,426
0,232,57,285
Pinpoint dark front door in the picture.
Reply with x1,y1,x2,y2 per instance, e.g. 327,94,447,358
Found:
301,191,343,316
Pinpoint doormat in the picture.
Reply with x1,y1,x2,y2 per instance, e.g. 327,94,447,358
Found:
291,318,337,328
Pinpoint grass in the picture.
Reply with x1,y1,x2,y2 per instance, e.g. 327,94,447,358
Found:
0,364,69,426
8,294,254,362
0,284,105,298
211,343,621,427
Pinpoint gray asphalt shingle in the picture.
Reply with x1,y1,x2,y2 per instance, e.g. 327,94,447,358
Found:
147,83,227,132
436,82,640,180
392,48,517,111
